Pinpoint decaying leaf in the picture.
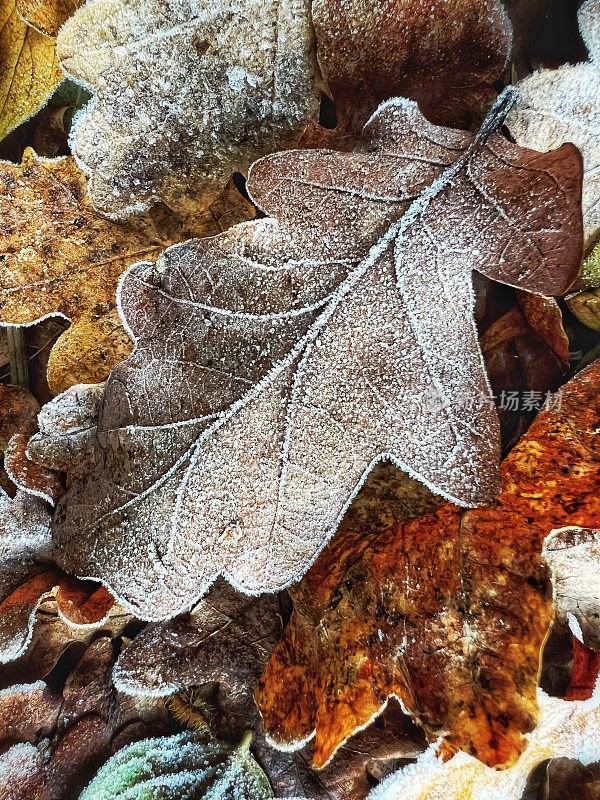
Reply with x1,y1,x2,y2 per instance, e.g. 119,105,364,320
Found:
0,384,62,502
506,0,600,250
0,150,255,393
114,573,426,798
256,360,600,770
79,730,273,800
365,682,600,800
56,0,322,216
0,636,169,800
522,757,600,800
42,90,584,619
16,0,82,37
0,0,62,142
0,487,114,663
543,528,600,649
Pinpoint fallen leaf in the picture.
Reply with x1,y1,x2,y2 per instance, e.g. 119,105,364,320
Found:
0,150,256,393
79,730,273,800
0,635,169,800
16,0,82,37
522,757,600,800
56,0,322,217
0,488,114,663
312,0,511,131
478,284,570,449
0,384,62,502
0,680,61,749
0,0,62,141
506,0,600,250
543,527,600,649
44,90,583,618
365,682,600,800
566,289,600,333
565,639,600,701
256,360,600,770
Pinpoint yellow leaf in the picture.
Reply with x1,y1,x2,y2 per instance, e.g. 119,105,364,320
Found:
16,0,81,38
0,0,62,140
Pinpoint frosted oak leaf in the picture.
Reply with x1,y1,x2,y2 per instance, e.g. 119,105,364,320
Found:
56,0,322,217
506,0,600,250
49,90,583,618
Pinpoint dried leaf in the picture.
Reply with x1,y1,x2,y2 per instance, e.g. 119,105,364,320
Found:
523,757,600,800
56,0,322,216
79,730,273,800
0,384,62,502
0,488,114,663
0,151,255,392
0,636,169,800
566,289,600,333
43,91,584,618
365,684,600,800
543,528,600,649
506,0,600,250
565,639,600,701
312,0,511,129
16,0,82,37
256,360,600,770
0,680,61,748
0,0,62,141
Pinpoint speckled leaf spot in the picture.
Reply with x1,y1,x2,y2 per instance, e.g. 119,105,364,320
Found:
48,89,583,619
506,0,600,250
56,0,322,217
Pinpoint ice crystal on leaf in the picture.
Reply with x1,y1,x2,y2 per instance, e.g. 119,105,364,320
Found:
366,682,600,800
47,90,583,619
56,0,322,216
507,0,600,250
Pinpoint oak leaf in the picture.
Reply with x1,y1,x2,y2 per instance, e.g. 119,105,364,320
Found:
365,682,600,800
311,0,511,133
114,575,426,799
56,0,322,217
506,0,600,250
0,150,255,393
44,91,583,618
0,0,62,141
256,360,600,770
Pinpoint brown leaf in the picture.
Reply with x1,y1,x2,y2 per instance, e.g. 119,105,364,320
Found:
0,681,61,749
313,0,511,131
0,151,256,393
43,91,583,619
256,360,600,770
0,636,169,800
0,488,114,664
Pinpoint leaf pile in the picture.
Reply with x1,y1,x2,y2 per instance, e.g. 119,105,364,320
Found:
1,1,600,799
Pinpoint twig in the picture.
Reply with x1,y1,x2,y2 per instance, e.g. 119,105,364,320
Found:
6,326,29,388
